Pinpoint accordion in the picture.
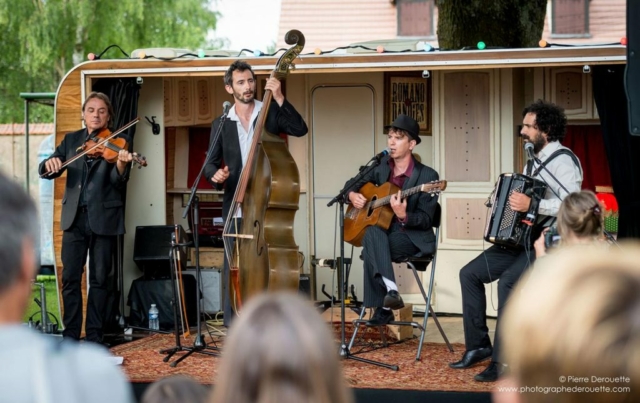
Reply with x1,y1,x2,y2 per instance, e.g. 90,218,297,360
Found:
484,173,547,248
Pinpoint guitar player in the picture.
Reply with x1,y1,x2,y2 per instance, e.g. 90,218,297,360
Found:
345,114,440,326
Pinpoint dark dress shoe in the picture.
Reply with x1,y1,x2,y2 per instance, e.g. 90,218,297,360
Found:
474,361,504,382
366,307,394,326
449,347,493,369
383,290,405,309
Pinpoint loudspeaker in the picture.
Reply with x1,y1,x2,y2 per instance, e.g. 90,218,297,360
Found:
133,225,187,277
627,0,640,135
127,275,197,330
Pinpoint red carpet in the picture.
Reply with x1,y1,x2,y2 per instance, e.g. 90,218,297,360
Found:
111,329,494,393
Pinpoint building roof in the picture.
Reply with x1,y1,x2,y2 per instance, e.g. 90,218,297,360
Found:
276,0,626,52
277,0,398,53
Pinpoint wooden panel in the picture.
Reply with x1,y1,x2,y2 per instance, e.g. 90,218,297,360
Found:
443,72,491,182
163,78,174,126
446,198,487,240
555,71,583,111
175,77,193,126
193,77,215,125
547,67,592,118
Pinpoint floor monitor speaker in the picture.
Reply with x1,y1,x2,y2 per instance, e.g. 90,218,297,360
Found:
133,225,187,278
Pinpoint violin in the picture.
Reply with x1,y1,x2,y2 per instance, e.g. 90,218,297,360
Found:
41,118,146,177
83,127,147,167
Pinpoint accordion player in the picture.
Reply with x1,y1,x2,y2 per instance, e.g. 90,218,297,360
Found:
484,173,547,248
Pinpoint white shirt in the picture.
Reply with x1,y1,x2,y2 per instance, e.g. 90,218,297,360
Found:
226,100,263,218
522,141,583,217
227,100,264,167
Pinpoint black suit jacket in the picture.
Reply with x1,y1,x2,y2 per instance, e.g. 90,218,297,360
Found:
38,128,131,235
345,156,440,256
204,99,308,220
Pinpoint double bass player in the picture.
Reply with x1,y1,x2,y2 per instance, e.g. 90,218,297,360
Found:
204,60,308,327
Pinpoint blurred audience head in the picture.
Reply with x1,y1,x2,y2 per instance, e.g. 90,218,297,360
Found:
497,245,640,403
210,292,353,403
556,190,604,243
0,171,39,323
141,375,208,403
535,190,605,258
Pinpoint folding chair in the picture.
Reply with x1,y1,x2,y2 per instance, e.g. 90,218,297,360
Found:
349,202,454,360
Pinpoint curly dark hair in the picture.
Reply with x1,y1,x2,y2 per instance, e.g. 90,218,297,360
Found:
224,60,255,87
522,99,567,142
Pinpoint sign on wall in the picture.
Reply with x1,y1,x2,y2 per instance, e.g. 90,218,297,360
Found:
384,71,432,136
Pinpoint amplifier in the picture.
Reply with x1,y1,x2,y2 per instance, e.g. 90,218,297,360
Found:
183,268,223,314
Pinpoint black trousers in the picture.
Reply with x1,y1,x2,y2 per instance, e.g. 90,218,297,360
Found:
361,224,419,307
459,244,534,362
61,209,115,341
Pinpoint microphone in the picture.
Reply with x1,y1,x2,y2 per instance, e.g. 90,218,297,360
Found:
311,258,336,268
374,148,390,161
524,142,536,161
222,101,232,117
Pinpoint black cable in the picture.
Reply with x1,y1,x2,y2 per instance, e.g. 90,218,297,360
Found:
545,41,622,48
92,39,625,63
95,44,130,59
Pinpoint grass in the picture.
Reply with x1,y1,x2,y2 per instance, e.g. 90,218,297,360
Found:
24,276,62,328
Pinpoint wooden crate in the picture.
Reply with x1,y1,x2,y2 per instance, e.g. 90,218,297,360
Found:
321,303,414,341
387,303,414,341
189,247,224,268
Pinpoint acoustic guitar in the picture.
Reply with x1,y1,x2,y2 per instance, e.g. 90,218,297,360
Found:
344,180,447,247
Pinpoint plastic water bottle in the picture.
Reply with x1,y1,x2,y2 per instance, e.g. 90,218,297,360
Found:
149,304,159,330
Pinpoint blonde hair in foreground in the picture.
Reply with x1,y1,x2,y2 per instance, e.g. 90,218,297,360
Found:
210,292,353,403
500,243,640,403
556,190,604,241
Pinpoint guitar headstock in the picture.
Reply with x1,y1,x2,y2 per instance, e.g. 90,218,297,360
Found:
421,180,447,194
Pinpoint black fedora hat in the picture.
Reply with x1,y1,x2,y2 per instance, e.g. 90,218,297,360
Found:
384,114,421,144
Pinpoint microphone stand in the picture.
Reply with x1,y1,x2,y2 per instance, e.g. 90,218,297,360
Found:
160,230,219,367
171,109,228,363
327,155,398,371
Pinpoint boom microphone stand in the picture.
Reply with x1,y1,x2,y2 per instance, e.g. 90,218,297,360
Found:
327,153,398,371
165,104,229,364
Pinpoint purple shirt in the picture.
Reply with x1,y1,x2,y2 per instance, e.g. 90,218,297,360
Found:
388,157,414,225
388,157,414,188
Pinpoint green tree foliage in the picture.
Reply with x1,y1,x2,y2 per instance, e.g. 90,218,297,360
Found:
436,0,548,50
0,0,219,123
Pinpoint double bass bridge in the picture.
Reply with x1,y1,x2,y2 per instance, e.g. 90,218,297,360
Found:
223,233,254,239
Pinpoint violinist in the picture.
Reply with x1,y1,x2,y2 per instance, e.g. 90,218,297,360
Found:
39,92,133,344
204,60,308,326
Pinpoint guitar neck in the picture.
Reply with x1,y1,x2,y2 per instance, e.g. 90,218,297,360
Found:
372,185,425,209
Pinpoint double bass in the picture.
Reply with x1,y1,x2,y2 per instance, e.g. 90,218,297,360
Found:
224,30,305,313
